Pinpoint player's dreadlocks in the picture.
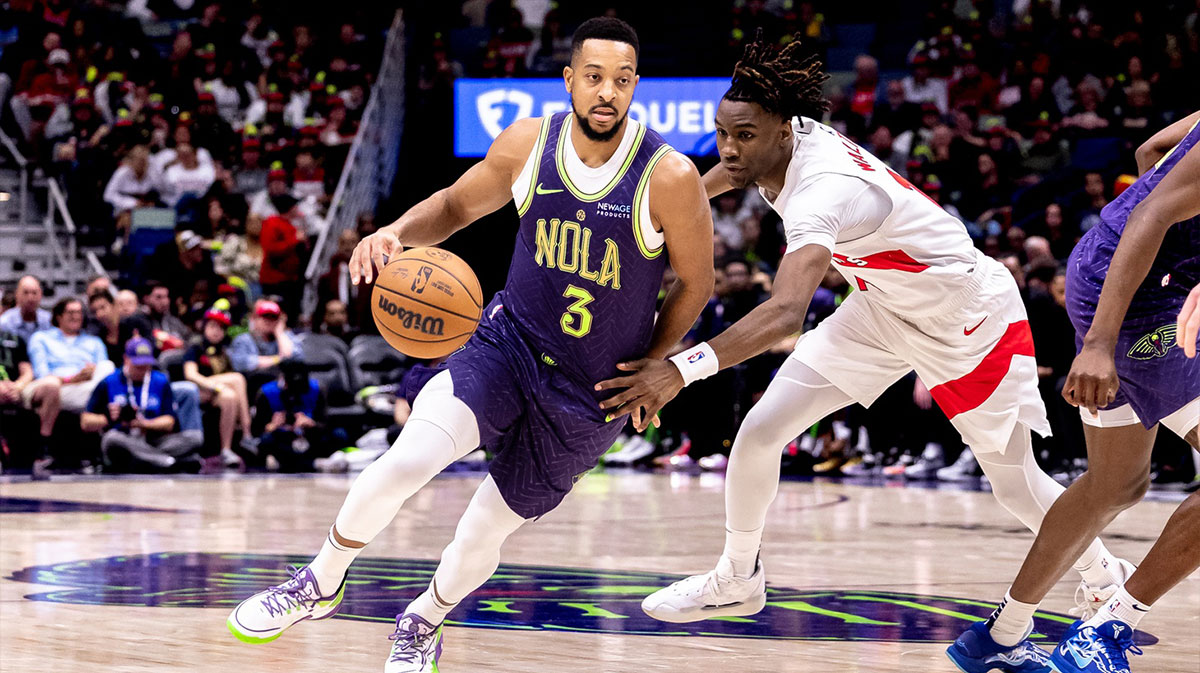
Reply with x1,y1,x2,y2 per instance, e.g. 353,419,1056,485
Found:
724,32,830,121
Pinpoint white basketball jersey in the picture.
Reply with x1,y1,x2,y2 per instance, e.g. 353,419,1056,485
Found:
766,117,986,318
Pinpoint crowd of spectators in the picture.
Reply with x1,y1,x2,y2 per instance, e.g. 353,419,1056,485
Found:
2,1,1198,488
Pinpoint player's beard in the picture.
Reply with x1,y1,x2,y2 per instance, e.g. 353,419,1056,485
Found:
571,96,627,142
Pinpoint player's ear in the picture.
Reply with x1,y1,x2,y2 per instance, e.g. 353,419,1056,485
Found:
778,119,792,146
562,66,573,94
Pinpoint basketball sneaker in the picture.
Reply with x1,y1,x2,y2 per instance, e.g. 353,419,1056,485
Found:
641,556,766,623
385,612,443,673
945,621,1052,673
226,565,346,644
1048,620,1142,673
1072,559,1137,619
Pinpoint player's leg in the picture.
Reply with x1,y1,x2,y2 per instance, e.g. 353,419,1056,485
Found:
642,357,857,622
972,424,1132,614
1044,406,1200,673
226,370,484,643
385,475,527,672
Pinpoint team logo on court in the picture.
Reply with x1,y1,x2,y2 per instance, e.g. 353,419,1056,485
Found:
1127,324,1177,360
7,553,1156,645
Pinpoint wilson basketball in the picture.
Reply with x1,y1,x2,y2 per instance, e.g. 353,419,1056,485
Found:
370,247,483,359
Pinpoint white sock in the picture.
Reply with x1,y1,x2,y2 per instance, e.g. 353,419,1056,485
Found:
988,590,1039,647
1084,586,1151,630
308,526,362,595
1073,541,1123,588
404,579,457,625
720,526,763,579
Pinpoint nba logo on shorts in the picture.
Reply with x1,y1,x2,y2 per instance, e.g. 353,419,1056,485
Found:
687,352,706,364
411,266,433,294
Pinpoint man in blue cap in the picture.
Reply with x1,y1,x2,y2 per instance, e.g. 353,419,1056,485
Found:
81,337,202,472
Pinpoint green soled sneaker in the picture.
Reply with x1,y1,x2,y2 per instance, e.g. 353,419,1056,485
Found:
227,565,345,644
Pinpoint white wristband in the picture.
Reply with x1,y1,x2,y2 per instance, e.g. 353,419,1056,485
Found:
669,342,720,387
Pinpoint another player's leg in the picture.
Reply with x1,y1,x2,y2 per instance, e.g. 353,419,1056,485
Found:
1049,413,1199,673
946,423,1129,672
227,372,481,643
385,475,526,673
958,418,1154,672
972,424,1134,616
642,358,855,622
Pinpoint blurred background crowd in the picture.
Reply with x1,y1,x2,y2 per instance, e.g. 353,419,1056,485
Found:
1,0,1197,491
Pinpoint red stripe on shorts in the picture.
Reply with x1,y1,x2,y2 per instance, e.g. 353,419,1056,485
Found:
929,320,1036,418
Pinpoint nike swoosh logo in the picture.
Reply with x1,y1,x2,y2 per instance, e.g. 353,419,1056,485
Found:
535,183,563,195
964,317,987,336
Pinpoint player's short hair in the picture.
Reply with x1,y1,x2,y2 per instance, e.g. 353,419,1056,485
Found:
571,17,639,63
724,30,830,122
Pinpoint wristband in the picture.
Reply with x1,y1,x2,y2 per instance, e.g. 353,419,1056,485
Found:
668,342,720,387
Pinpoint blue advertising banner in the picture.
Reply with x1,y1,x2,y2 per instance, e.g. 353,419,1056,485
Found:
453,77,729,157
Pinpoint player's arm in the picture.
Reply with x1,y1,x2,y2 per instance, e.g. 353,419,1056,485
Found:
1066,142,1200,413
597,244,829,430
349,117,540,284
1180,283,1200,359
643,152,715,361
701,163,736,199
1134,110,1200,176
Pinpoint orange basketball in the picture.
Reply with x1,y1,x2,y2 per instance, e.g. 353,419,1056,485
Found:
370,247,483,359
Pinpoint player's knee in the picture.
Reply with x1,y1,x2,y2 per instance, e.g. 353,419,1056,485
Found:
734,406,793,454
1084,469,1150,509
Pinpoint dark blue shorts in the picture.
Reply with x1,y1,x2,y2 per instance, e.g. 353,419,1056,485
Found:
1066,227,1200,428
404,295,623,519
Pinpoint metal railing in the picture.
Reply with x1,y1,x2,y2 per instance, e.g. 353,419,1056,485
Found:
302,9,406,317
0,127,30,260
46,178,107,284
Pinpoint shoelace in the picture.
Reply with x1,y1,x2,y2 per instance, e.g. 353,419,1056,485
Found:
1100,633,1144,664
1070,582,1116,618
388,624,434,664
260,565,318,618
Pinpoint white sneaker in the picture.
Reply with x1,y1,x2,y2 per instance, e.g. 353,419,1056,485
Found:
937,448,980,481
221,448,244,469
605,436,656,466
641,557,766,623
698,454,729,471
314,452,350,473
904,443,946,479
385,612,443,673
227,565,345,644
1072,558,1138,619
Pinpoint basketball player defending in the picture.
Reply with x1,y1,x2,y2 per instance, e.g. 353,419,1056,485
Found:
953,113,1200,673
226,18,715,672
595,36,1128,672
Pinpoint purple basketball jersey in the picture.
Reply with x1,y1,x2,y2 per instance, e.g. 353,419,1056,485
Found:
503,112,671,387
1065,118,1200,427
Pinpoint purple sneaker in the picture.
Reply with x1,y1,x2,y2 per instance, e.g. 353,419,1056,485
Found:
385,612,444,673
226,565,345,644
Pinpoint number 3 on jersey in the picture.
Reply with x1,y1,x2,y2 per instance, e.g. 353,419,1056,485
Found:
560,284,594,338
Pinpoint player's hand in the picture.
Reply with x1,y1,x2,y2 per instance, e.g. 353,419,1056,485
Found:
1063,345,1120,415
1179,283,1200,358
595,359,683,433
350,229,403,286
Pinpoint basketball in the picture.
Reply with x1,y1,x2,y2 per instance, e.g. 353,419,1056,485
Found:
370,247,483,359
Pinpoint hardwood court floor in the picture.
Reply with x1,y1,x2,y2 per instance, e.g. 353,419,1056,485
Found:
1,470,1197,672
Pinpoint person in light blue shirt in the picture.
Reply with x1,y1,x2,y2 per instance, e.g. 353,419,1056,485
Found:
0,276,52,343
25,297,114,412
229,298,303,387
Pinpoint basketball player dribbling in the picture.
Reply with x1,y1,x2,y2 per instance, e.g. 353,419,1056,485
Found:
594,35,1130,672
956,112,1200,673
226,18,716,672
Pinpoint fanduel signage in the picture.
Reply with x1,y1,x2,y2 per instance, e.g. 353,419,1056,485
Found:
454,78,729,157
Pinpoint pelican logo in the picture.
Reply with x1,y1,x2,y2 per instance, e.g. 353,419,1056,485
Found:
411,266,433,294
377,296,445,336
476,89,534,139
1127,324,1177,360
9,553,1157,646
